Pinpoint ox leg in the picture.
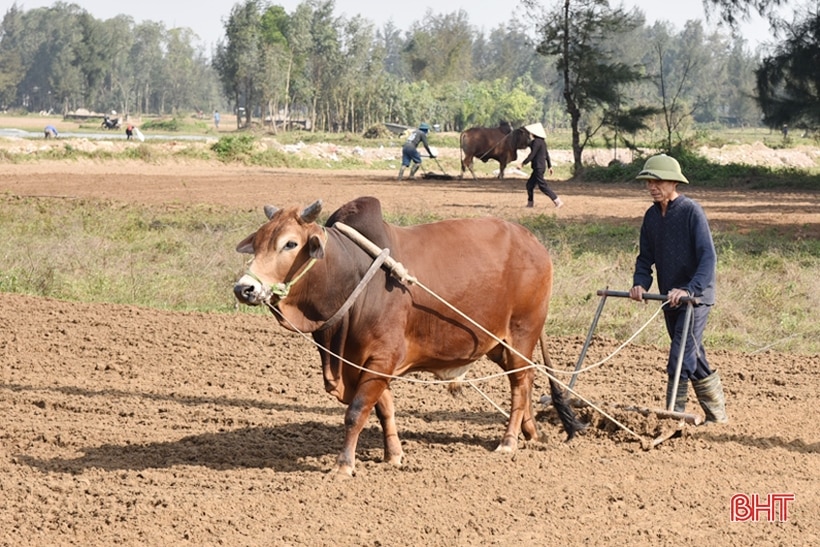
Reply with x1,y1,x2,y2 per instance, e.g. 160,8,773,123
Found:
497,367,537,452
375,389,403,466
461,156,477,180
333,377,388,477
487,345,538,452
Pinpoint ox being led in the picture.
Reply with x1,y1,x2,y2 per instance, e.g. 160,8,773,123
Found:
233,196,585,476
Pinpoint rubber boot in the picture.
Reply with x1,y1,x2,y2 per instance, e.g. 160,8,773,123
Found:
665,376,689,412
692,371,728,424
397,167,405,180
409,163,420,180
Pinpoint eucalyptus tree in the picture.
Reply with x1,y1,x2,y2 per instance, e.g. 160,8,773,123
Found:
214,0,265,128
334,15,379,132
378,21,408,80
129,21,165,116
284,0,344,131
472,22,546,84
402,9,475,84
724,37,760,126
258,4,291,133
101,15,136,116
161,28,200,115
0,4,26,109
305,0,342,130
16,3,88,112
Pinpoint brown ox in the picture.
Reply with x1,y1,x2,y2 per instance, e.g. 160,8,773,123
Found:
233,196,583,476
460,121,531,180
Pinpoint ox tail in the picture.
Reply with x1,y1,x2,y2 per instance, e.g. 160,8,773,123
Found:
540,331,586,441
459,131,466,175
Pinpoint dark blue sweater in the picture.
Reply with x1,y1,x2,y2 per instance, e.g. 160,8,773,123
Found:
633,195,716,305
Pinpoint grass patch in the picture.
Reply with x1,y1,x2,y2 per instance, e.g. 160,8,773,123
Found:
0,196,817,354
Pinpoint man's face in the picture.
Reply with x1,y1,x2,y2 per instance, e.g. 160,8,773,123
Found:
646,180,678,202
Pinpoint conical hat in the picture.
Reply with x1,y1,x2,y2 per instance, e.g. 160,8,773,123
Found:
524,122,546,139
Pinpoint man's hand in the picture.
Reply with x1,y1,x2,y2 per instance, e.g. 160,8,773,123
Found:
667,288,689,307
629,285,646,302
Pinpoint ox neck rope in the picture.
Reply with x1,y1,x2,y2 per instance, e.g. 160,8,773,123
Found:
259,221,671,447
315,247,391,331
478,131,511,161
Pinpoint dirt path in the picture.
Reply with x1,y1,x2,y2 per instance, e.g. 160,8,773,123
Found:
1,159,818,545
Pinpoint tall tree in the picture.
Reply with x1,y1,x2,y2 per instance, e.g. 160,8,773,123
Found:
214,0,265,128
0,4,26,109
528,0,651,175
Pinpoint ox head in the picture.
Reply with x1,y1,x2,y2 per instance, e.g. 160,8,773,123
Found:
233,200,326,306
511,127,531,150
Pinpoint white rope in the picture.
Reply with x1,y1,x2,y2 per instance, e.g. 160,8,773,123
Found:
549,301,668,376
265,282,646,442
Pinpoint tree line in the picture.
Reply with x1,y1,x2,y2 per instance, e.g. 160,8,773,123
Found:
1,0,817,158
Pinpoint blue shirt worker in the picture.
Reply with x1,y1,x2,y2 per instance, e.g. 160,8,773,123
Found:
398,122,435,180
44,125,58,138
628,154,727,424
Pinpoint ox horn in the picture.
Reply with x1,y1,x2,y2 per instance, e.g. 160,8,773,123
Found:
300,200,323,223
263,205,279,219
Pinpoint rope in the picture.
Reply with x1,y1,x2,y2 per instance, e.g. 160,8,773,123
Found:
549,302,667,376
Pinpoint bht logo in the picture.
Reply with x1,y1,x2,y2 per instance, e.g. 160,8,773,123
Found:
731,493,795,522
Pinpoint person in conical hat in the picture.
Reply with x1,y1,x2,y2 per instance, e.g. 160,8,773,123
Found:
628,154,727,424
520,122,562,208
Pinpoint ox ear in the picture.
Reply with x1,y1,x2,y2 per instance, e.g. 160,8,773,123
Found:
308,232,326,259
263,205,278,220
300,200,323,223
236,232,256,254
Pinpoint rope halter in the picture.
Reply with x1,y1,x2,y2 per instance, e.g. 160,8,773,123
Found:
243,228,327,303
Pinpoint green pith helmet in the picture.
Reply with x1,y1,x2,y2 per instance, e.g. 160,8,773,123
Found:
636,154,689,184
419,122,430,132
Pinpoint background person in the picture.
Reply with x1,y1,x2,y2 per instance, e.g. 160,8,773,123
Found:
628,154,727,424
44,125,58,138
520,122,562,208
398,122,435,180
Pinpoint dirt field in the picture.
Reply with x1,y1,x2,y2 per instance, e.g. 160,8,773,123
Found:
1,153,818,546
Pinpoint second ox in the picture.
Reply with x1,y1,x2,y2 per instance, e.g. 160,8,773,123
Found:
460,121,531,180
233,196,584,476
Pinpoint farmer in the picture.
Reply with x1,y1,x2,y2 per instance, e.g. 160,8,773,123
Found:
213,110,220,130
126,124,134,140
628,154,727,424
398,122,435,180
44,125,58,138
520,122,562,208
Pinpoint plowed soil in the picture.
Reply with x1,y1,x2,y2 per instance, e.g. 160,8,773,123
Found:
1,157,818,546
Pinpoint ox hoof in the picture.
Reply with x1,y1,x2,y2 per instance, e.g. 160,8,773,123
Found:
494,437,518,453
328,465,355,479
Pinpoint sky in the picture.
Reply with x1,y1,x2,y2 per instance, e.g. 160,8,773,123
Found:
13,0,777,51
